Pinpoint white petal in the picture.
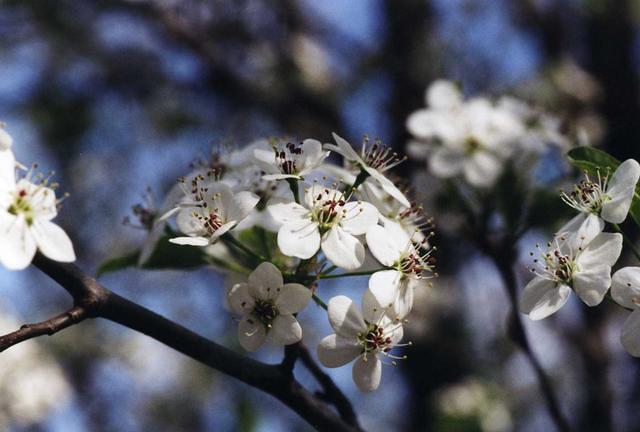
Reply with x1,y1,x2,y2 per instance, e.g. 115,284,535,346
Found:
361,288,386,324
393,279,415,319
262,173,299,181
519,277,571,320
611,267,640,310
267,201,309,224
0,214,36,270
366,223,409,267
602,159,640,223
226,191,260,223
0,128,13,150
463,151,502,187
352,355,382,392
31,220,76,263
176,207,205,236
0,149,15,185
322,226,365,270
621,310,640,357
275,283,312,315
426,79,463,110
406,110,460,141
329,133,360,161
238,317,267,352
368,270,402,310
573,265,611,306
427,147,465,178
299,139,329,173
253,148,279,174
270,315,302,345
340,202,379,235
327,295,366,337
277,219,320,259
376,175,411,208
248,262,283,300
228,283,255,316
317,334,361,367
169,236,210,246
576,232,622,268
556,213,604,245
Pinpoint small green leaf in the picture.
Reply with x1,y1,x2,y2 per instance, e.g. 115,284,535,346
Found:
97,234,209,276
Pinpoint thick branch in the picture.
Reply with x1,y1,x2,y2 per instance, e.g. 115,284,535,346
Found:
29,254,362,432
0,306,88,352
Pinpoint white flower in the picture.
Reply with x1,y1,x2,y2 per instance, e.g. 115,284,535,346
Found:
317,294,406,392
406,80,525,188
366,221,435,319
559,159,640,234
268,184,379,269
169,178,259,247
326,133,410,208
227,262,311,351
611,267,640,356
0,124,13,150
253,138,328,181
0,160,76,270
520,229,622,320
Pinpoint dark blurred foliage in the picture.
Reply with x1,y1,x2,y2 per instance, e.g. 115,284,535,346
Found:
2,0,640,431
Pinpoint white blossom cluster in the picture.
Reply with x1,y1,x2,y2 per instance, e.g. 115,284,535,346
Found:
0,126,75,270
406,79,568,188
147,133,436,392
519,159,640,356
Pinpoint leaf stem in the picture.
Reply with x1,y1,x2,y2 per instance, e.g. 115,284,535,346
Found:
312,294,328,310
222,233,268,263
318,269,383,279
287,178,301,204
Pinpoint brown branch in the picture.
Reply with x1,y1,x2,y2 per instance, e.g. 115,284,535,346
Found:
0,305,88,352
299,344,360,428
27,253,362,432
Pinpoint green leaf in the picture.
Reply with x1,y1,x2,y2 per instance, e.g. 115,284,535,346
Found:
567,146,640,227
97,234,209,277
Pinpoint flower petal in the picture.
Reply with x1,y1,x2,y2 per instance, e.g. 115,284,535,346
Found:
328,295,366,337
426,80,463,110
621,310,640,357
519,277,571,320
602,159,640,223
573,265,611,306
328,133,360,161
169,236,210,246
352,355,382,392
0,214,36,270
270,315,302,345
275,283,312,315
267,201,309,225
322,226,365,270
611,267,640,310
576,232,622,268
277,218,320,259
0,128,13,150
362,288,386,324
238,317,267,352
340,202,379,235
226,191,260,223
368,270,402,311
463,151,502,187
228,282,255,316
428,146,465,178
299,139,329,174
556,213,604,245
248,262,283,300
317,334,361,368
31,220,76,263
0,149,15,186
366,223,410,267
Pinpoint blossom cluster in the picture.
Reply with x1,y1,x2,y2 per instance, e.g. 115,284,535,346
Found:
142,133,436,392
0,126,75,270
406,79,568,188
519,159,640,356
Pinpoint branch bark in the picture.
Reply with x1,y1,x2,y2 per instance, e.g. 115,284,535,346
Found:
2,254,363,432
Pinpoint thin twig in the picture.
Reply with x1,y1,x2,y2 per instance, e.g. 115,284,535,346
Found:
0,306,88,352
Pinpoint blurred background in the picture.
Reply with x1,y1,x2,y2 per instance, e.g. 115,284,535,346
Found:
1,0,640,431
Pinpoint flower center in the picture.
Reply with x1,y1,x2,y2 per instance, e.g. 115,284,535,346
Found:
253,299,279,328
310,189,347,232
358,323,393,354
359,136,405,172
464,137,481,155
7,188,35,225
548,250,575,283
561,174,610,215
274,142,303,175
